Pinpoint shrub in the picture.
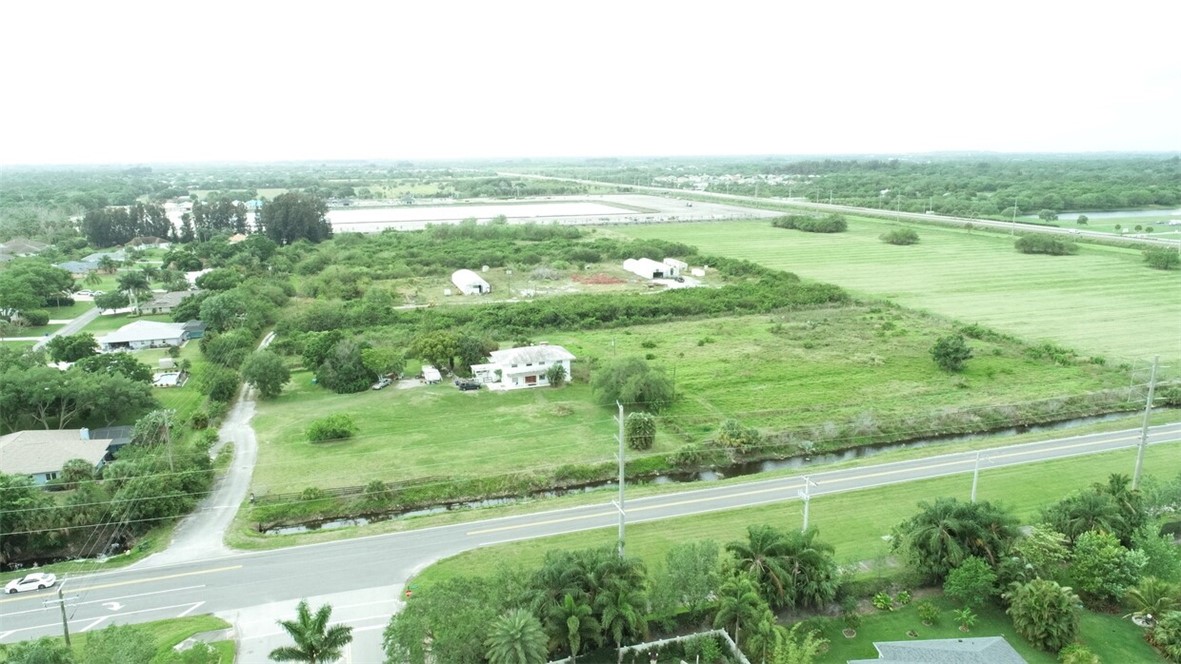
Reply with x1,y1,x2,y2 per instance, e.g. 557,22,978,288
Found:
1015,235,1078,255
306,413,358,443
772,214,847,233
872,591,894,611
625,412,657,450
881,228,920,245
1144,248,1181,270
895,589,912,606
1058,643,1100,664
592,356,675,412
917,600,940,625
931,334,973,372
21,309,50,327
544,363,567,387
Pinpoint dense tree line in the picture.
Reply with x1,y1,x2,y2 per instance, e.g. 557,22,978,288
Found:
771,214,847,233
81,202,173,247
535,155,1181,216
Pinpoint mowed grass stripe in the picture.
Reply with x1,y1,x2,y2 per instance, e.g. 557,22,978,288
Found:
618,219,1181,364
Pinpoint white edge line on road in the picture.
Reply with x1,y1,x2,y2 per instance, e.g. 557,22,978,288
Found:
80,617,107,633
177,601,205,617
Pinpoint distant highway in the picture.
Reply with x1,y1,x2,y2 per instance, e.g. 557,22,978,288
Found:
500,172,1181,250
3,423,1178,653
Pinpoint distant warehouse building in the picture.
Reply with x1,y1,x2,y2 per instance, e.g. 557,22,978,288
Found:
624,257,685,279
451,269,491,295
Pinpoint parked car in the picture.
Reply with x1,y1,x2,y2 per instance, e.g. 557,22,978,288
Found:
371,377,392,390
456,380,480,391
5,572,57,594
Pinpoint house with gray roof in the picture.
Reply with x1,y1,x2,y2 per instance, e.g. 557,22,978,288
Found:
848,636,1027,664
98,320,187,351
0,429,116,485
55,260,101,276
0,238,49,256
136,290,195,315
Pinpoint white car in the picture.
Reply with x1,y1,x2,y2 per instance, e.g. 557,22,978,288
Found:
5,572,57,594
371,377,392,390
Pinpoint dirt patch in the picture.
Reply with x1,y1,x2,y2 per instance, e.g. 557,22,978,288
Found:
572,273,626,285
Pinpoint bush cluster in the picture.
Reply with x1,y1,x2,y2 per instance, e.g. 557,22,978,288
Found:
772,213,848,233
1015,235,1078,255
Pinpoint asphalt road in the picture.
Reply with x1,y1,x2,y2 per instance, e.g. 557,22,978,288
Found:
31,307,100,351
2,422,1178,655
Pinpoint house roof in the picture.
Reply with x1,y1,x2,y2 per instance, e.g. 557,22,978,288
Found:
140,290,193,309
451,269,490,289
0,430,114,476
488,344,575,367
0,238,49,254
82,250,127,263
848,637,1027,664
100,320,187,344
55,260,100,273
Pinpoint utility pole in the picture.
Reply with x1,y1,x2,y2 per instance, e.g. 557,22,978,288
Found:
970,451,986,502
46,582,76,647
613,401,626,557
798,476,818,532
1133,356,1160,489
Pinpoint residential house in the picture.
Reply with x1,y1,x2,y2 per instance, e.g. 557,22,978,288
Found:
136,290,194,315
451,269,491,295
0,429,116,485
82,249,127,264
0,238,50,256
471,344,575,390
848,637,1027,664
54,260,101,277
98,320,187,351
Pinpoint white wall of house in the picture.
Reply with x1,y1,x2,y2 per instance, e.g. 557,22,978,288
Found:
471,345,574,391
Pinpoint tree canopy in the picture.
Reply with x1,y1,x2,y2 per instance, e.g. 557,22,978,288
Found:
259,192,332,245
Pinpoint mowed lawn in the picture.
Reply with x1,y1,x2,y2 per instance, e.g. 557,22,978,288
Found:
250,373,620,495
251,308,1130,493
618,219,1181,365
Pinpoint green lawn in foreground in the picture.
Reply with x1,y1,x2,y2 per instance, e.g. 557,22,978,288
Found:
820,594,1161,663
46,299,97,319
250,307,1131,495
617,218,1181,365
0,615,234,663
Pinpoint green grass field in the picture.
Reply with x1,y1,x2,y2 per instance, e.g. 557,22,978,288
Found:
249,307,1131,496
616,218,1181,365
0,614,233,663
819,593,1161,663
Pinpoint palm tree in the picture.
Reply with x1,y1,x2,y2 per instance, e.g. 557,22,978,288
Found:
1125,577,1180,625
117,270,152,310
484,608,548,664
84,270,102,288
781,528,840,610
1043,491,1124,544
743,605,784,663
595,582,648,659
546,593,600,662
97,255,119,274
268,600,353,663
726,525,794,607
713,574,764,645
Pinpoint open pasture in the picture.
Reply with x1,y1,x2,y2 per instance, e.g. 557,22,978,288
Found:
618,218,1181,365
251,307,1130,494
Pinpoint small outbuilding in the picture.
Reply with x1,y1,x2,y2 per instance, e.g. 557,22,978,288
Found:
471,344,575,391
623,257,668,279
451,269,491,295
662,258,687,276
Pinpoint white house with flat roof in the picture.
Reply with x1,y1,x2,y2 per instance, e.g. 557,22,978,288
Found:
0,429,115,485
99,320,187,351
471,344,575,390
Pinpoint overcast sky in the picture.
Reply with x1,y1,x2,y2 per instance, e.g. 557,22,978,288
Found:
3,1,1178,165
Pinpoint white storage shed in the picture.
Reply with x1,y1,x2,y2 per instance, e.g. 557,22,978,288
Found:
451,269,491,295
